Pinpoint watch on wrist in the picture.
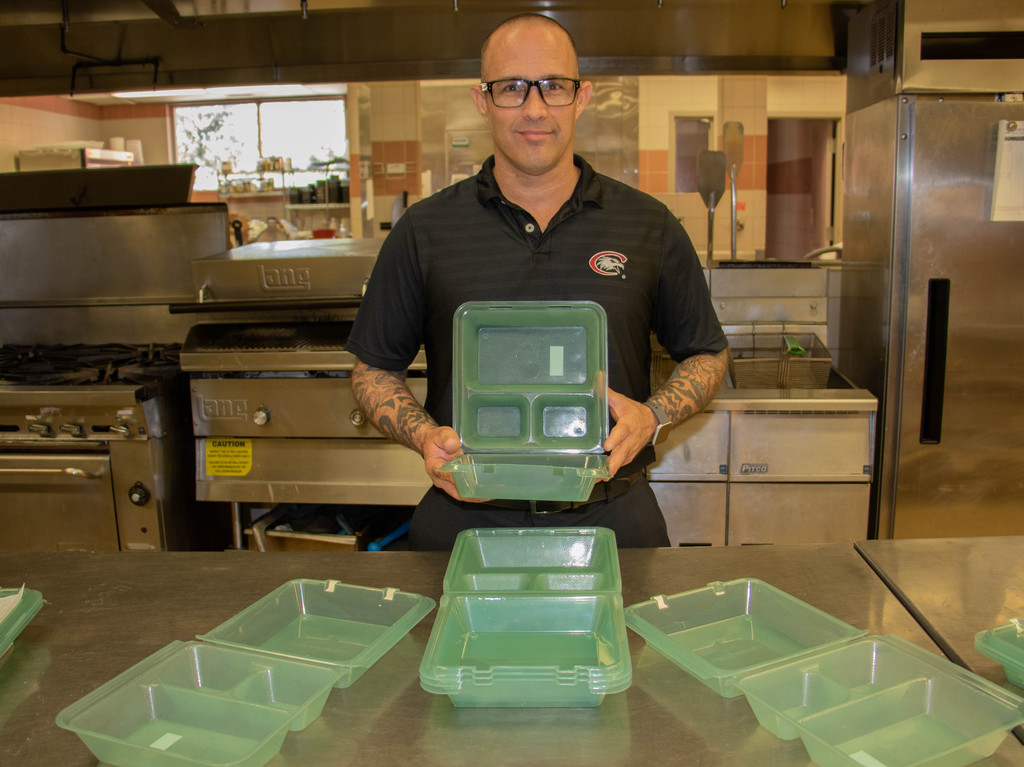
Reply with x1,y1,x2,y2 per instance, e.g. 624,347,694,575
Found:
645,401,672,445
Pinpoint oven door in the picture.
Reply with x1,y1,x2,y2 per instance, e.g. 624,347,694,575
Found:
0,450,120,551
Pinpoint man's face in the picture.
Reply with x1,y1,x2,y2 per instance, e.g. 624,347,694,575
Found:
471,21,592,179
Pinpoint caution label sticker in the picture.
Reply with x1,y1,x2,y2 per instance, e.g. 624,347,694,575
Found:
205,438,253,476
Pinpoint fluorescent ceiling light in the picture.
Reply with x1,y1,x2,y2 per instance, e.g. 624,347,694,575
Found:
111,84,346,101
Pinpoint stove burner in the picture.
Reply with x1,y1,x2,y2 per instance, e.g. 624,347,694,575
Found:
0,344,182,385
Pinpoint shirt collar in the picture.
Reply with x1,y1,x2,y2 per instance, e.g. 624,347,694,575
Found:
475,154,605,210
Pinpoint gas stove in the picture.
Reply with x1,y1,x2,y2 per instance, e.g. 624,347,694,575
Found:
0,204,230,552
0,343,187,443
0,343,182,386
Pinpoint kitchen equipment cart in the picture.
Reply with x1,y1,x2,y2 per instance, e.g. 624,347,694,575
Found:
2,541,1023,766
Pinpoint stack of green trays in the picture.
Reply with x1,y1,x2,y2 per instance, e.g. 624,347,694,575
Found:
419,527,632,707
442,301,612,502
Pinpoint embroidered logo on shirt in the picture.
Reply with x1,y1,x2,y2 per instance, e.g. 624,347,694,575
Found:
589,251,628,278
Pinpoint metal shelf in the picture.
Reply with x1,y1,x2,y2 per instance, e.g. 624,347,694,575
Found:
286,203,350,210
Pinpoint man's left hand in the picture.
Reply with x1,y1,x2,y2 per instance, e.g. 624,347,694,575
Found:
603,387,658,476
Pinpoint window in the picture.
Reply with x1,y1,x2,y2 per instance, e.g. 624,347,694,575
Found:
674,116,712,193
174,99,347,192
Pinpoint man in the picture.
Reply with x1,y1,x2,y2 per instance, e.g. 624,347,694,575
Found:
346,13,728,550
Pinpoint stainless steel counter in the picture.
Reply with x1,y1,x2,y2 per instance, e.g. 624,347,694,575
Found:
856,536,1024,687
1,545,1022,766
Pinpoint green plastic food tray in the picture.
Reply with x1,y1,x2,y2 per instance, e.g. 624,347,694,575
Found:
624,578,867,698
0,586,43,657
419,592,632,708
443,527,621,594
736,635,1024,767
447,301,611,500
55,640,342,767
443,452,612,502
976,619,1024,688
197,579,435,688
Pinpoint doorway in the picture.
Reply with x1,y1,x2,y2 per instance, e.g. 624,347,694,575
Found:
765,118,837,261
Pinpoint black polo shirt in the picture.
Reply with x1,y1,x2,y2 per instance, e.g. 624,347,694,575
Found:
346,154,726,429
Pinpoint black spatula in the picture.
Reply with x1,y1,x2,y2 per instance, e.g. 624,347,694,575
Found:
698,150,726,266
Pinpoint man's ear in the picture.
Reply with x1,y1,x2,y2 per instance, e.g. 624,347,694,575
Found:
574,80,594,119
470,83,489,121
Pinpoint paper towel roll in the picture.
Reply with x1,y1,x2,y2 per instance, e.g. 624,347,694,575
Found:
107,137,125,151
125,139,144,165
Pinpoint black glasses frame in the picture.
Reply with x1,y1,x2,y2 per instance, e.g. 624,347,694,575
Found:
480,78,582,108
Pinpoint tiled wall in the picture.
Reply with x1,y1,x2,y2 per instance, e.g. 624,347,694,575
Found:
369,82,422,201
0,97,102,172
638,74,846,261
0,96,172,173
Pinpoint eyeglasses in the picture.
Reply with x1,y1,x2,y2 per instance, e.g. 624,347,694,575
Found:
480,78,581,108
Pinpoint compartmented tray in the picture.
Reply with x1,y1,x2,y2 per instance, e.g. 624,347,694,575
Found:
445,301,611,502
976,618,1024,688
736,635,1024,767
452,301,608,452
197,579,435,688
56,640,342,767
623,578,866,698
442,527,621,594
0,585,43,658
419,592,632,708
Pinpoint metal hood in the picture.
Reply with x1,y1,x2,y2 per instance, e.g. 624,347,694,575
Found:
847,0,1024,111
0,1,866,98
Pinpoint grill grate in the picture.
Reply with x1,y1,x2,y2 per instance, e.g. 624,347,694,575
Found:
186,323,350,354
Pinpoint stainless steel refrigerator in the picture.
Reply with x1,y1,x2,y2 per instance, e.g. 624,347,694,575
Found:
839,0,1024,538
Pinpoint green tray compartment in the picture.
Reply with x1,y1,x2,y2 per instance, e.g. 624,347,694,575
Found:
453,301,608,455
442,528,621,594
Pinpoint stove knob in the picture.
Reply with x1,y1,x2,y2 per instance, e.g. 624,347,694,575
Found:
60,423,84,436
252,407,271,426
128,481,151,506
349,410,366,427
110,423,131,436
28,422,52,436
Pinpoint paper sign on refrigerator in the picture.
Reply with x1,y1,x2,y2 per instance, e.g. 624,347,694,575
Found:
992,119,1024,222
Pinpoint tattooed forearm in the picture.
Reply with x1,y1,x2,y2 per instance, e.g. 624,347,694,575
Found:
649,348,728,426
351,360,438,453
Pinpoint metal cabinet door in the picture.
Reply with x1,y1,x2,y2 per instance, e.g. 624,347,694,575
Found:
727,483,869,545
651,482,727,546
648,411,729,481
729,411,873,482
0,452,119,550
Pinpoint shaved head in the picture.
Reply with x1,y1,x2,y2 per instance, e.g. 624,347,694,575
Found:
480,13,579,80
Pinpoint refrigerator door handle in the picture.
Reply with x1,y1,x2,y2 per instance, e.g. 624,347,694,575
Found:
920,278,950,444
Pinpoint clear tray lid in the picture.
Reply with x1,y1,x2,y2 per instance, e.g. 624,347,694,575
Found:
451,301,609,455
